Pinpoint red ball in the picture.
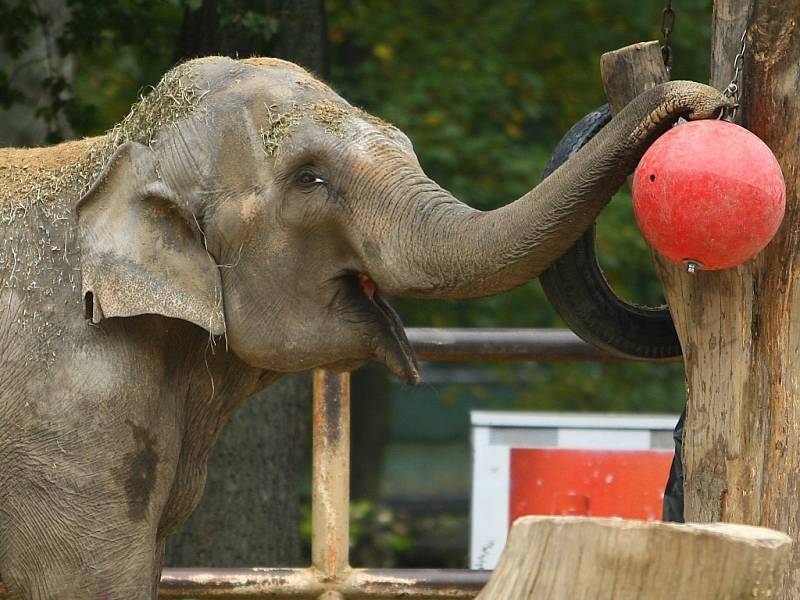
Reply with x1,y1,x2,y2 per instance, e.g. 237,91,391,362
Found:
632,120,786,271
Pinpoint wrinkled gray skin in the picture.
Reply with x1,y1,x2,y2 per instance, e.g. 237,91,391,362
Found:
0,57,729,599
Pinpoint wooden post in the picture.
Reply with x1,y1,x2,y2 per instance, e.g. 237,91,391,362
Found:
477,517,791,599
600,1,800,595
600,41,669,109
677,2,800,594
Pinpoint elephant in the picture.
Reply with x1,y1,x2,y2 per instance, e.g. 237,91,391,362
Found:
0,56,730,599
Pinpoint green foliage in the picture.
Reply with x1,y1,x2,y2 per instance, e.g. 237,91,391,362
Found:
0,1,183,140
0,0,287,141
0,2,37,57
63,1,183,135
301,500,414,567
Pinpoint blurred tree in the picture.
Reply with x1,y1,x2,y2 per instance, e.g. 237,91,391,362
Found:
0,0,74,145
173,0,328,78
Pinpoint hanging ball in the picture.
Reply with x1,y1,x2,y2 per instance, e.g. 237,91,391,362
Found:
632,120,786,271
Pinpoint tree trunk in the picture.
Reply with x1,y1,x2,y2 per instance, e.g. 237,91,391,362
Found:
173,0,328,79
350,364,391,504
651,1,800,596
166,0,327,568
271,0,329,79
165,374,312,566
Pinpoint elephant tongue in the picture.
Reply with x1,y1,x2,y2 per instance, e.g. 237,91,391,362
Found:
358,273,376,300
372,289,419,385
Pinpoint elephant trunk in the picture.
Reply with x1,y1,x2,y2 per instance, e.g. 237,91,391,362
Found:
365,81,730,300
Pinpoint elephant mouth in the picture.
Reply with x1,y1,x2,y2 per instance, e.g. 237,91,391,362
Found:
351,272,419,385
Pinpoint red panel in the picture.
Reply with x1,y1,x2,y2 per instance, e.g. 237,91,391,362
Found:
509,448,673,527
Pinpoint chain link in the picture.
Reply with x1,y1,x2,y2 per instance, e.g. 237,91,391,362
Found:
722,28,747,120
661,0,675,75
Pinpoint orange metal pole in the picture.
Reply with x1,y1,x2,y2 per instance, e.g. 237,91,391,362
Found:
312,369,351,599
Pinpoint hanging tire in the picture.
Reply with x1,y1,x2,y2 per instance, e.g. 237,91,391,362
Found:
537,105,682,360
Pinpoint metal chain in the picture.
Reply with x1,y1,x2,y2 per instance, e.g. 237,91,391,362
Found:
661,0,676,75
722,28,747,120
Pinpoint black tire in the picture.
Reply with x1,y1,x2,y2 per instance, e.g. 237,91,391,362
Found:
537,105,682,360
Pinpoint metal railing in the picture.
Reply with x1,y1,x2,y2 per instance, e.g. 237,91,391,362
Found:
0,328,656,599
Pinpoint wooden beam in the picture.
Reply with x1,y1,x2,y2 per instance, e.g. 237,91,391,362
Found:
477,517,791,599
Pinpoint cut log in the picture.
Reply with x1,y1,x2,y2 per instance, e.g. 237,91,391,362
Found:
599,41,668,112
477,516,791,599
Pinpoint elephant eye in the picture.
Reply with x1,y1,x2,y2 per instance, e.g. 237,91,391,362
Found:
296,170,326,188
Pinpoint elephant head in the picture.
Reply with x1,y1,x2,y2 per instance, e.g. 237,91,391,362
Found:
76,57,730,383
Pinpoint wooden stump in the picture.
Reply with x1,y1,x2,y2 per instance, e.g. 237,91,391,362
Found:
477,516,791,599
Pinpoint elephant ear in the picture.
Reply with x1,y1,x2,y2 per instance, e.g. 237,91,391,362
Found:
76,141,225,335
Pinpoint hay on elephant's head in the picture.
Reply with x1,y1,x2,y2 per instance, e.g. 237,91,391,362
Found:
1,61,204,210
72,62,203,197
261,103,301,156
258,98,403,158
3,56,406,211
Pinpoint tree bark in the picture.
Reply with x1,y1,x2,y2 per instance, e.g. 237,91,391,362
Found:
633,1,800,596
599,42,669,112
272,0,329,79
165,374,311,566
173,0,329,79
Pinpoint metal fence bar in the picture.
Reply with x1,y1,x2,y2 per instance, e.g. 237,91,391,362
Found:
342,569,491,598
407,327,680,362
312,370,351,599
156,568,491,598
158,568,322,597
